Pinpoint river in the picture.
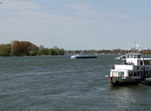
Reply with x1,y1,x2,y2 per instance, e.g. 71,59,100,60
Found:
0,55,151,111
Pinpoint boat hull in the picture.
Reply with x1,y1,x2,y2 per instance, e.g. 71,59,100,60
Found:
107,76,140,85
75,56,97,59
71,55,97,59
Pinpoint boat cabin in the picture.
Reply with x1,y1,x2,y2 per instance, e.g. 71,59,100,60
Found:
126,53,141,59
124,53,151,66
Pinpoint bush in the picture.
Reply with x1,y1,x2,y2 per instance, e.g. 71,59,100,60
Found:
0,44,11,56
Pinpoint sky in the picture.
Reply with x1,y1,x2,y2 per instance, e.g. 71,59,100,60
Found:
0,0,151,50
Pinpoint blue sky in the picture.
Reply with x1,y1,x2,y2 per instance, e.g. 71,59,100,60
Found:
0,0,151,50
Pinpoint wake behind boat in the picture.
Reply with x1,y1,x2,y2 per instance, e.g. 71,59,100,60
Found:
71,54,97,59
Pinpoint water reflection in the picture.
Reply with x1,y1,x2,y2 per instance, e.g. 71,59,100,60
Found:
108,85,151,111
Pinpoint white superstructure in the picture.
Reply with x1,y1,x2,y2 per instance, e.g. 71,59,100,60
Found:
106,53,151,85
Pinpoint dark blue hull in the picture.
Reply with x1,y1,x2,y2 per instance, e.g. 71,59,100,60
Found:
75,55,97,59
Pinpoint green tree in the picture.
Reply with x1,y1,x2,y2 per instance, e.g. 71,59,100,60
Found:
0,44,11,56
55,48,65,55
29,51,37,56
37,49,49,56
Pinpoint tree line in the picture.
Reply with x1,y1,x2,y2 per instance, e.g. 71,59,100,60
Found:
66,49,151,55
0,41,65,56
1,41,151,56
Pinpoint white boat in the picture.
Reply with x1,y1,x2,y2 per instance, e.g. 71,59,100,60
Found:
71,54,97,59
106,53,151,85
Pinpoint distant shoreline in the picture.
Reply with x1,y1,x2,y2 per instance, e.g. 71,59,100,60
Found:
1,41,151,56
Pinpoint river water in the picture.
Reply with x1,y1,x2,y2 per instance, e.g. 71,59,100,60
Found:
0,55,151,111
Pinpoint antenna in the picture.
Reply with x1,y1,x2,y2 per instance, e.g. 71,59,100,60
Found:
135,42,141,52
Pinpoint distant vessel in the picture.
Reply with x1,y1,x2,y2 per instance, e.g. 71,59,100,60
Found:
106,53,151,85
71,54,97,59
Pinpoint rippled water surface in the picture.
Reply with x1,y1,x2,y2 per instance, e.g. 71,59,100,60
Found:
0,55,151,111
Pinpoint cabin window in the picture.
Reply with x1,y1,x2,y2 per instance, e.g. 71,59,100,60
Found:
135,72,137,76
149,70,151,76
135,72,138,76
134,55,137,58
141,71,143,76
129,72,132,77
131,71,134,76
130,55,132,58
118,71,124,77
148,70,150,75
112,71,118,77
146,71,148,75
133,71,140,76
150,70,151,75
137,72,140,76
133,72,136,76
146,70,150,77
144,60,150,65
140,61,143,65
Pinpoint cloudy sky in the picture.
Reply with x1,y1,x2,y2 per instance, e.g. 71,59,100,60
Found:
0,0,151,50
